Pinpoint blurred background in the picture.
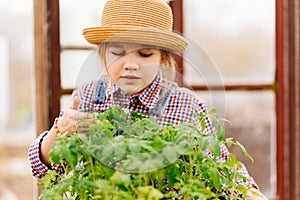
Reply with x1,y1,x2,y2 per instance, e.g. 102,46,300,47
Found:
0,0,275,199
0,0,35,199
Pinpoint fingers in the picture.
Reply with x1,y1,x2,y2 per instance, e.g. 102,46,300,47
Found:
56,96,92,134
73,110,93,120
76,119,93,135
69,96,92,120
70,96,80,110
56,116,76,134
58,110,92,134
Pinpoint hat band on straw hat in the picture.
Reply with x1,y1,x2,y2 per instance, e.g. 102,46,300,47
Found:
82,0,188,53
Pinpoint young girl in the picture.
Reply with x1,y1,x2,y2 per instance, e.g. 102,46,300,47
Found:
28,0,268,199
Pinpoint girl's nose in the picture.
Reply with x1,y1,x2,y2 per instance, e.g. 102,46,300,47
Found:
123,63,140,70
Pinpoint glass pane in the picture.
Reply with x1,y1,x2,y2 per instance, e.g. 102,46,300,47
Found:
184,0,275,85
61,95,71,109
59,0,107,46
195,90,276,199
60,50,104,89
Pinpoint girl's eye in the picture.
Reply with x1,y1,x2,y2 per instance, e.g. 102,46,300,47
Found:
111,51,125,56
139,51,153,57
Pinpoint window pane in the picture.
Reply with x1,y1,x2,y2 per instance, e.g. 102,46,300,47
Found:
196,90,276,199
59,0,107,46
60,50,104,89
184,0,275,85
60,95,71,110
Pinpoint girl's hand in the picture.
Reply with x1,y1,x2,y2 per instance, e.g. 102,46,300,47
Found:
57,96,92,135
40,96,92,166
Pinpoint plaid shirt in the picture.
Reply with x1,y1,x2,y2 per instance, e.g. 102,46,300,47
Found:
28,74,258,191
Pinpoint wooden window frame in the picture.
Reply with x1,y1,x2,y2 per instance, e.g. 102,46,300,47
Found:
34,0,300,199
276,0,300,199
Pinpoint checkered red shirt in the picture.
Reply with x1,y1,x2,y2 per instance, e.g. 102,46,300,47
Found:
28,75,258,191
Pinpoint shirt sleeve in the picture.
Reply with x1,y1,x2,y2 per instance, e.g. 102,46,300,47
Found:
28,131,63,178
27,83,95,178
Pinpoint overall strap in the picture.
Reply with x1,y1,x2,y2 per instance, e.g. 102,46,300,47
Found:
149,82,177,117
92,76,108,104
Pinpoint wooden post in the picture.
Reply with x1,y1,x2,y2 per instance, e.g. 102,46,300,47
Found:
33,0,49,136
48,0,61,125
169,0,184,86
33,0,50,198
276,0,300,199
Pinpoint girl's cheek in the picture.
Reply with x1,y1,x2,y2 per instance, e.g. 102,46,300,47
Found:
107,66,121,83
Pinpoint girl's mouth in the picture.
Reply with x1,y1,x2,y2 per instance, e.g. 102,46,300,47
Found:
121,75,140,79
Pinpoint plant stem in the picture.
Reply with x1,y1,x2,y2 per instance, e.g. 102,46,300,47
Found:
89,156,95,181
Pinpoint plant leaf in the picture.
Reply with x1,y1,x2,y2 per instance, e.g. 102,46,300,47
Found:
235,141,254,163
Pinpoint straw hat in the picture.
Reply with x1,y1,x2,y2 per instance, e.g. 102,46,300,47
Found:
82,0,187,53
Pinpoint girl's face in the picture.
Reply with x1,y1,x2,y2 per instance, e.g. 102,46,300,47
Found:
106,43,162,95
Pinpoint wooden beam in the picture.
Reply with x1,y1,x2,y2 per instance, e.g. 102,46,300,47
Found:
48,0,61,126
169,0,184,86
276,0,300,199
189,84,275,91
33,0,49,198
275,0,285,198
33,0,49,137
33,0,61,132
287,0,300,198
287,0,296,198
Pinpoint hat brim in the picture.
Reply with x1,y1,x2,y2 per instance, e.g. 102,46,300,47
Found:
82,26,187,54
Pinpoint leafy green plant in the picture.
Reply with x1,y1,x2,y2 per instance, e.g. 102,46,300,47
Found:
39,106,253,200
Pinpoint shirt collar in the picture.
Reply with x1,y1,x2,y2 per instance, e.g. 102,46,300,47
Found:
105,81,119,98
